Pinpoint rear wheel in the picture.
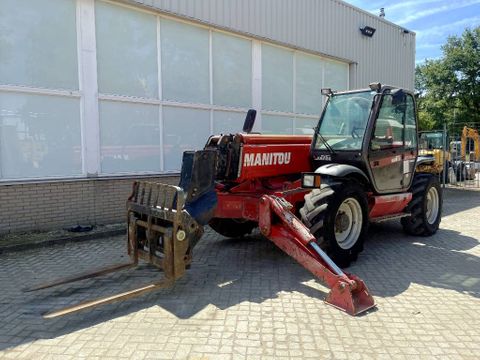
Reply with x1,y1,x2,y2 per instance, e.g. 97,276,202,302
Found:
209,218,256,238
300,183,369,268
401,174,442,236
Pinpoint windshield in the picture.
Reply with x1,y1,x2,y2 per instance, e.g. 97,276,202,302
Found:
314,91,375,151
419,132,443,150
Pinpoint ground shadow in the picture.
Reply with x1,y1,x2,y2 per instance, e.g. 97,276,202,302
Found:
359,222,480,298
0,232,329,351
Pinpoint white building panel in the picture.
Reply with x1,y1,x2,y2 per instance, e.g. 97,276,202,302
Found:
130,0,415,90
0,0,414,181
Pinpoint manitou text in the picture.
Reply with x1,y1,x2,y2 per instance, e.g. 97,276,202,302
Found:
243,152,292,167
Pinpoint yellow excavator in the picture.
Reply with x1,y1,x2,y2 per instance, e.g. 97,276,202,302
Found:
417,130,451,179
418,127,478,182
461,126,480,162
458,126,479,181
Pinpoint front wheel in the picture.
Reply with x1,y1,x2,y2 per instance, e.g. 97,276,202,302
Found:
300,183,369,268
401,174,442,236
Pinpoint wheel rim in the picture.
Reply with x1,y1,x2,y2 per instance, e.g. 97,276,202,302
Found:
425,186,439,225
334,197,363,250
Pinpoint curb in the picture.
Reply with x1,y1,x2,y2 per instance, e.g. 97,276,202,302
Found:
0,229,125,255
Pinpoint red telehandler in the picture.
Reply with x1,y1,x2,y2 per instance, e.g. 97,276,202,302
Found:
29,83,442,318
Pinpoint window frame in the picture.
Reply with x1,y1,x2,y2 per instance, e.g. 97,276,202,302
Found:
260,42,349,136
0,0,83,181
370,92,417,152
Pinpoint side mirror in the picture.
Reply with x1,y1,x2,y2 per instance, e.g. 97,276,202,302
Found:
243,109,257,134
369,82,381,91
321,88,333,96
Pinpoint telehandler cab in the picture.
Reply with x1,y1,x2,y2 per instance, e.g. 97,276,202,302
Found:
29,83,442,318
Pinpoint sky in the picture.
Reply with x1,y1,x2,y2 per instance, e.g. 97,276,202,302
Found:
343,0,480,64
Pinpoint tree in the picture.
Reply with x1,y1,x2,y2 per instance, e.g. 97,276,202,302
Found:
415,27,480,134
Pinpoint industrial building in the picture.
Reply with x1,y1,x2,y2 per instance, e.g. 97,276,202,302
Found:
0,0,415,233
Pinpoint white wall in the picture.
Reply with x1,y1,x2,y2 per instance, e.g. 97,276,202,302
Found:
130,0,416,91
0,0,349,181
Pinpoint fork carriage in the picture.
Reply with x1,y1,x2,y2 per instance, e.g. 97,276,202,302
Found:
26,181,203,318
127,181,203,277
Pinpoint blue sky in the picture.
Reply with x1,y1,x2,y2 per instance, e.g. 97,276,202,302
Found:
343,0,480,64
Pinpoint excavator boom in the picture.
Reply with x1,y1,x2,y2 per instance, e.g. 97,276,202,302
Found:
462,126,480,161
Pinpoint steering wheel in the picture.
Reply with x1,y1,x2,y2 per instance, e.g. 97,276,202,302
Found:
351,127,363,138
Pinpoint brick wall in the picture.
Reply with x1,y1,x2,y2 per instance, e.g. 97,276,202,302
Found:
0,176,179,234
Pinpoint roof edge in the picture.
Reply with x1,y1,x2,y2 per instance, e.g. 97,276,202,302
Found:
333,0,416,35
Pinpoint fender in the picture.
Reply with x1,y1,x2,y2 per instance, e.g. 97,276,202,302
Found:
314,163,369,183
415,155,435,168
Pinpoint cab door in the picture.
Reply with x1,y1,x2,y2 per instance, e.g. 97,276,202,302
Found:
368,92,417,193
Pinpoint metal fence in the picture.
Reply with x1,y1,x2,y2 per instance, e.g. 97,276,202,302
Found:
432,130,480,189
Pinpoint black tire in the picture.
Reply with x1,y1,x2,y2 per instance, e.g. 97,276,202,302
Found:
440,161,452,184
300,183,369,268
401,174,442,236
439,171,447,184
456,162,466,181
209,218,256,238
447,165,456,184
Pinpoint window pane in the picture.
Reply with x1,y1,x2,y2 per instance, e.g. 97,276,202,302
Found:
213,111,245,134
163,107,210,171
161,19,209,104
212,32,252,108
315,91,374,151
295,118,317,135
99,101,160,173
262,114,293,135
324,60,349,91
405,95,417,148
0,0,78,90
262,45,293,113
296,53,323,115
0,93,81,178
372,95,405,150
96,1,158,98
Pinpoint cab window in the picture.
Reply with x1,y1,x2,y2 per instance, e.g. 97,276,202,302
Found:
371,92,416,150
404,95,417,149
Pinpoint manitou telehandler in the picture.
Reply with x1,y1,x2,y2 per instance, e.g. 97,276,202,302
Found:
29,83,442,318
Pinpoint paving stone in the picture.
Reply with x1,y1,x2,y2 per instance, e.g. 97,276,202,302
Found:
0,189,479,359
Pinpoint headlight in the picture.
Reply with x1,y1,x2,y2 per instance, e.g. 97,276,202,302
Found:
303,174,314,187
302,173,321,188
